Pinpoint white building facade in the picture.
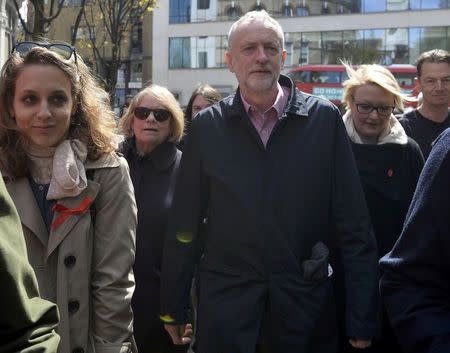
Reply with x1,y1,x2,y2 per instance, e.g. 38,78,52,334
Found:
0,0,17,68
153,0,450,105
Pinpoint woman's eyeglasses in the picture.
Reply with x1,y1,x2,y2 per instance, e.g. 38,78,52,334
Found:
355,103,394,117
134,107,171,122
12,41,78,66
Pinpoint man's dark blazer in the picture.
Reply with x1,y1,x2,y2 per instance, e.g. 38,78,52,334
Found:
161,75,378,353
380,128,450,353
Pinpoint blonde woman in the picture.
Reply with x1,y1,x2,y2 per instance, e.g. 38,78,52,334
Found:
0,41,137,353
338,64,424,352
119,85,188,353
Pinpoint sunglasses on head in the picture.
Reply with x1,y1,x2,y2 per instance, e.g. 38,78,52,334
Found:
134,107,171,122
12,41,78,66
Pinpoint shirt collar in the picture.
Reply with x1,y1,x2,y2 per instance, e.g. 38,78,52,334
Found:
240,82,287,118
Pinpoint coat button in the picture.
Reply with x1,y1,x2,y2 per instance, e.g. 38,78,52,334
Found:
64,255,76,268
68,300,80,314
72,348,84,353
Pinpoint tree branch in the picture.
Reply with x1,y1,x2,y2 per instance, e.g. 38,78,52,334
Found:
71,0,87,45
12,0,33,35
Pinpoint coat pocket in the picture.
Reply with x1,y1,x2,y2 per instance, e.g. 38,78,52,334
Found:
277,273,336,339
301,241,331,281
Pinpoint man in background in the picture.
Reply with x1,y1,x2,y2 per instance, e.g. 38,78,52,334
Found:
399,49,450,159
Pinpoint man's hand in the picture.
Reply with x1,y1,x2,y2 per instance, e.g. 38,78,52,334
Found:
164,324,193,345
349,338,372,349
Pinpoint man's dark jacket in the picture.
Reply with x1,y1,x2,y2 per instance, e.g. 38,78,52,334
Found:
380,128,450,353
161,75,378,353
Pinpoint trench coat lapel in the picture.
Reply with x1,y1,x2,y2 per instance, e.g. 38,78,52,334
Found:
47,180,100,257
6,177,49,248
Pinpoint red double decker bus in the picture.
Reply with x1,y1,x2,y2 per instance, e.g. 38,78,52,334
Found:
286,64,417,109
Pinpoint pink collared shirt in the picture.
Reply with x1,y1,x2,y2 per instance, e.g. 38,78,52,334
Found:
241,83,290,147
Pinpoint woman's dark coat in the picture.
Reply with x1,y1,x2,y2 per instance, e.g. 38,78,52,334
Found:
121,140,183,353
334,136,424,352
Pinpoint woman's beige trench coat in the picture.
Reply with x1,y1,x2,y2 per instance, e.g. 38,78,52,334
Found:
6,154,137,353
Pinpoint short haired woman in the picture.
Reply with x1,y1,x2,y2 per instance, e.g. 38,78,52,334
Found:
336,63,425,352
119,85,188,353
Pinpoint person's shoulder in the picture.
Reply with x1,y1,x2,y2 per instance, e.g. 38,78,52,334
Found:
398,109,417,123
287,87,340,119
192,94,236,128
300,91,340,116
86,152,121,169
406,136,421,150
405,136,425,160
432,128,450,154
420,128,450,182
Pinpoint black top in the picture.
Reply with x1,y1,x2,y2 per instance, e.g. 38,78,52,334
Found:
28,179,55,232
399,109,450,159
121,139,181,283
351,139,424,257
120,139,182,351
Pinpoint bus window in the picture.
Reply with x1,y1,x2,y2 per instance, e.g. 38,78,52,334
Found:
392,73,415,86
341,71,349,82
327,71,340,83
287,70,310,83
311,71,322,83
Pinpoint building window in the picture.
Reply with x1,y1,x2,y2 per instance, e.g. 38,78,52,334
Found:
252,1,266,11
131,21,143,53
295,0,309,16
198,52,207,68
198,0,210,10
386,0,409,11
386,28,409,64
169,37,191,68
170,0,191,23
322,31,343,64
282,3,294,17
168,27,450,69
410,0,448,9
169,35,228,69
301,32,321,64
227,4,241,19
363,0,386,12
285,41,294,66
321,1,330,14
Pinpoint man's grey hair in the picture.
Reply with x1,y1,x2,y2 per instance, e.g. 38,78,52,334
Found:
227,10,285,51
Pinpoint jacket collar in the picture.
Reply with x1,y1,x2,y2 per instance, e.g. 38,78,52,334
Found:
224,74,309,119
6,175,101,259
6,178,48,248
121,138,179,172
85,152,120,170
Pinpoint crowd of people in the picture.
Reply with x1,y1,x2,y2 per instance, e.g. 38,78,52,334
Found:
0,10,449,353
